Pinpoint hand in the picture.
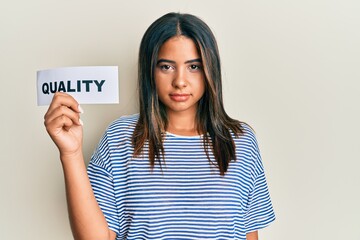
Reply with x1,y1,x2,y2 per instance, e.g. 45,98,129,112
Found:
44,92,84,159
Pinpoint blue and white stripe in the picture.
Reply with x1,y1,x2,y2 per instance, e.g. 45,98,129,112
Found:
88,114,275,239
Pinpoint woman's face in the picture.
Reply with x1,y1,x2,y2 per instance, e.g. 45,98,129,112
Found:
154,36,205,117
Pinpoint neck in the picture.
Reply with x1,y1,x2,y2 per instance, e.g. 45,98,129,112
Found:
166,111,200,136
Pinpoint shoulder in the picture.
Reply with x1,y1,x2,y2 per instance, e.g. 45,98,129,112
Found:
239,122,258,146
100,113,139,146
233,123,264,174
106,113,139,135
230,122,258,148
90,114,139,171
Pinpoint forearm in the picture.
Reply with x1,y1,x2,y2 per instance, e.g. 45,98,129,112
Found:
61,152,111,240
246,231,258,240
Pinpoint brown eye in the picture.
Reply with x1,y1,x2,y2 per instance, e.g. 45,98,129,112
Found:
189,64,201,71
160,65,172,70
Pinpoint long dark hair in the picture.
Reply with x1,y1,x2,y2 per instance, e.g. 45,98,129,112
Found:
132,12,244,175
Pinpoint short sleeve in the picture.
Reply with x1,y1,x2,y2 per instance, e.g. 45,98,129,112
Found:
242,125,276,233
244,170,276,233
87,132,120,236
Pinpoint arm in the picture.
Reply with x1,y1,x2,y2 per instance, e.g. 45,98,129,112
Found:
44,92,116,240
61,152,116,240
247,231,258,240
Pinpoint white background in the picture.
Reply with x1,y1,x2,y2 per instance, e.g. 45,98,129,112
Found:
1,0,359,239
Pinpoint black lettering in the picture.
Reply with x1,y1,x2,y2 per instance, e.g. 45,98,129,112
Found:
49,82,57,93
77,80,81,92
82,80,93,92
94,80,105,92
67,80,76,92
58,81,66,92
42,83,50,94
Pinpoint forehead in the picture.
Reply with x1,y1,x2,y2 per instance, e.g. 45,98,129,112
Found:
158,36,200,60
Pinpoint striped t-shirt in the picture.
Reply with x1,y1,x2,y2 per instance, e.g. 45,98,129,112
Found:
88,114,275,239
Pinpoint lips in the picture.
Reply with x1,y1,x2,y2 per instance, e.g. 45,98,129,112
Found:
169,93,190,102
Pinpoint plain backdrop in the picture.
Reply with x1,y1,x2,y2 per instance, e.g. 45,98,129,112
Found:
1,0,359,239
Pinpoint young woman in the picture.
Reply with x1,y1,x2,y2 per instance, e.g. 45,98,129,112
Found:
44,12,275,240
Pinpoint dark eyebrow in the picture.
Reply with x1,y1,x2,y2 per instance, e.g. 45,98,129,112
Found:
157,58,202,64
157,59,176,64
185,58,202,64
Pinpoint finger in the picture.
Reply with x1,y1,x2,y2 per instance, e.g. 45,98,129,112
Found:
48,92,82,114
61,114,77,132
45,105,82,127
45,114,72,135
45,92,82,120
46,113,82,136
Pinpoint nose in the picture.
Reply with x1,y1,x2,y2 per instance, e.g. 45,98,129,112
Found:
172,68,187,89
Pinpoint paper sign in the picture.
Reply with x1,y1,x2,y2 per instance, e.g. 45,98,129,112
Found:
37,66,119,106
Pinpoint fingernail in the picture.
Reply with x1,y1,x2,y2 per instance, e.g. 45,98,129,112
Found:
78,105,84,113
79,119,84,126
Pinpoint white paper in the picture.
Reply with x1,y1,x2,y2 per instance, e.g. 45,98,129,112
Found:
37,66,119,106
